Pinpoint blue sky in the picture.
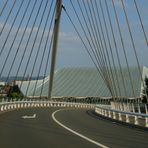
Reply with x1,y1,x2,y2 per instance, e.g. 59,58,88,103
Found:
0,0,148,77
59,0,148,69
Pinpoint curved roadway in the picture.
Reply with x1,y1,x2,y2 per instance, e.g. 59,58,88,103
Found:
0,108,148,148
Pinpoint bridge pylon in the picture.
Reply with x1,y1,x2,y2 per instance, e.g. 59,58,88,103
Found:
48,0,63,99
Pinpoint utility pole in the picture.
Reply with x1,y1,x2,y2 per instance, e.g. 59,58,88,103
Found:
48,0,62,99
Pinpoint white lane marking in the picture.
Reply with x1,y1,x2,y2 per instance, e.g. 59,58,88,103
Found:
22,114,36,119
52,109,109,148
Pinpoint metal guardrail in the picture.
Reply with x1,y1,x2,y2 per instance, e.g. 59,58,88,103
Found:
95,104,148,128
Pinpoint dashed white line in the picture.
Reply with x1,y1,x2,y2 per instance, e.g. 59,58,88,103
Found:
52,109,109,148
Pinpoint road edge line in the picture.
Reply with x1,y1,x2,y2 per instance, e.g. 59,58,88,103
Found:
52,109,109,148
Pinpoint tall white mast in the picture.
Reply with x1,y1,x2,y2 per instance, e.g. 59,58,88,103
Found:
48,0,63,99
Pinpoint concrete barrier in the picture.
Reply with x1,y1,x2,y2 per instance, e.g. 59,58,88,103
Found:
0,101,95,115
95,104,148,128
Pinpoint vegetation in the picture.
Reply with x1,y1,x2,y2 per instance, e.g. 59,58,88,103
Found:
7,85,23,99
142,77,148,103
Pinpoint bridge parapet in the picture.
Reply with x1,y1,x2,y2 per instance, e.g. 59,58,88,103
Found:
2,100,147,128
95,103,148,128
0,100,95,113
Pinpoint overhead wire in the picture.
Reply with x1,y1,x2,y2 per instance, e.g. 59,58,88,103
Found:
90,1,109,77
39,4,57,98
121,0,147,101
0,0,22,57
90,0,115,96
94,0,117,98
75,0,104,70
0,0,24,80
39,32,54,98
12,0,37,82
85,0,111,87
66,0,114,97
0,0,8,16
0,0,16,37
19,0,45,95
69,0,102,71
63,6,104,81
70,0,112,91
98,0,121,98
3,0,32,82
32,1,56,98
89,0,115,96
111,0,136,98
0,0,147,100
84,0,106,68
133,0,148,102
74,0,111,87
25,0,50,96
104,0,127,98
133,0,148,48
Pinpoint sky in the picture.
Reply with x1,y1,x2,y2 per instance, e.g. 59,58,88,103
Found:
0,0,148,77
59,0,148,68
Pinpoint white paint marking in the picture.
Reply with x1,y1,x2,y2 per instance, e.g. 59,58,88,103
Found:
52,109,109,148
22,114,36,119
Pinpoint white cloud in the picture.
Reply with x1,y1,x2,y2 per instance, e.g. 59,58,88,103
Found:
113,0,128,8
0,22,80,51
59,31,80,43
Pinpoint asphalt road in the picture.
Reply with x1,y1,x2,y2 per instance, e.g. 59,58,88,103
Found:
0,108,148,148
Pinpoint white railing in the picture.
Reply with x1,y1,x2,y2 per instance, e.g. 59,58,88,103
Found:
95,104,148,128
0,100,95,113
1,99,147,128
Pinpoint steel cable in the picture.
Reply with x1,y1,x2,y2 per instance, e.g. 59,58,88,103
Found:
111,0,136,98
3,0,32,82
0,0,16,37
0,0,8,16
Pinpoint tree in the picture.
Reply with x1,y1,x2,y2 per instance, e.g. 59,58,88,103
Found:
7,85,23,99
142,77,148,103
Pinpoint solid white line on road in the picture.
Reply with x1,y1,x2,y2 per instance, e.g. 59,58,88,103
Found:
52,109,109,148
